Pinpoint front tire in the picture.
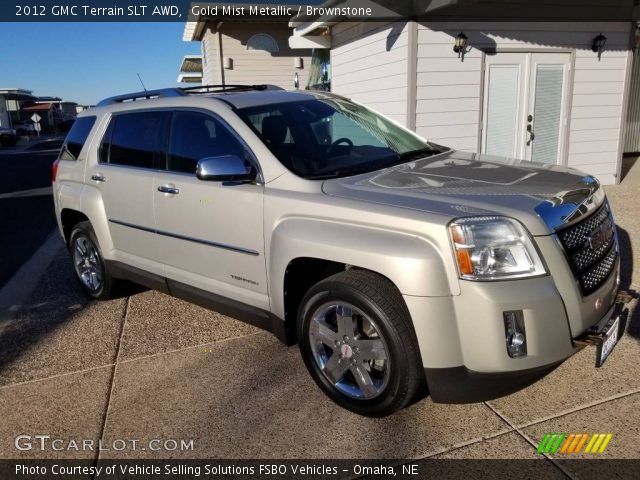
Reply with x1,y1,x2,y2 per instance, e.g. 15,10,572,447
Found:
68,221,117,300
298,270,425,416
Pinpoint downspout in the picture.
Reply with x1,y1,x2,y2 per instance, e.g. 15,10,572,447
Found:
214,21,225,86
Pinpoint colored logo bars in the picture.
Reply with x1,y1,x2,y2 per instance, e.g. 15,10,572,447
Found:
537,433,613,454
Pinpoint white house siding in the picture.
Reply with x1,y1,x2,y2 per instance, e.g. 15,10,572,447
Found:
202,23,311,90
414,22,632,185
330,22,410,127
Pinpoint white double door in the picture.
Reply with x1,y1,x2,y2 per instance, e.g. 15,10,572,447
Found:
481,52,571,164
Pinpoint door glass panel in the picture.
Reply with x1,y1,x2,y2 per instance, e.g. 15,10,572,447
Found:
485,65,520,158
531,65,563,163
108,112,165,169
168,111,245,174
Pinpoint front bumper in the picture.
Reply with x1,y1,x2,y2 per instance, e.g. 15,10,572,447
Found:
424,363,562,404
403,264,628,403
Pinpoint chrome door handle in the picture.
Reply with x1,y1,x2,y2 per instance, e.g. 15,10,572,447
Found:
91,174,106,183
157,185,179,195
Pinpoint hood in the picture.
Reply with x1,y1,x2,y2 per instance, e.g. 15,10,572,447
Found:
322,150,603,236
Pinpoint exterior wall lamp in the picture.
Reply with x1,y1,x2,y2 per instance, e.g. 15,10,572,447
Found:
591,33,607,55
453,32,468,58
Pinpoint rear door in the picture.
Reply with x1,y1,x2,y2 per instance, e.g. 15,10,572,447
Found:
88,110,167,274
153,110,268,310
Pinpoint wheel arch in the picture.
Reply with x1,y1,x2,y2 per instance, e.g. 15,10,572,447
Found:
60,208,90,245
270,218,455,343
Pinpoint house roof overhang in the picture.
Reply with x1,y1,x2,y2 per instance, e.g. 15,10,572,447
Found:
183,3,291,41
23,103,57,112
288,0,640,49
177,54,203,83
177,73,203,83
180,55,203,73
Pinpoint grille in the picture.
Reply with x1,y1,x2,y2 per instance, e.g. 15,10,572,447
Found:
556,202,618,296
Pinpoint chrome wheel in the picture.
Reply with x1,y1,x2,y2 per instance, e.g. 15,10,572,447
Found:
309,302,390,400
72,234,102,292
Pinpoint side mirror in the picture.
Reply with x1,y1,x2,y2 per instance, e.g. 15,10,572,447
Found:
196,155,255,182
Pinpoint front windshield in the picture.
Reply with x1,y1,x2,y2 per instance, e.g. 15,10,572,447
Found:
237,97,444,179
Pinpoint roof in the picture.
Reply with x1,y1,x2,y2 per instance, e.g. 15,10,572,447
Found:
22,103,58,111
212,89,332,109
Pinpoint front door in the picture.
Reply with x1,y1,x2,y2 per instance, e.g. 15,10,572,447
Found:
153,110,268,310
482,52,571,164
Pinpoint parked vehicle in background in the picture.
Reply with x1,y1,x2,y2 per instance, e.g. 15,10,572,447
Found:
12,120,37,136
0,127,18,147
52,85,632,416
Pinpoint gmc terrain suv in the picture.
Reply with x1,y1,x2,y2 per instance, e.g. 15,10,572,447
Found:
53,85,631,416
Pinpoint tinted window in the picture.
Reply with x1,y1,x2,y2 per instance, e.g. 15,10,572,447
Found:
238,99,435,179
168,111,245,174
60,116,95,161
107,111,165,169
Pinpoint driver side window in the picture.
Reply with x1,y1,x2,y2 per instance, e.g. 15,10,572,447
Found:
168,111,245,174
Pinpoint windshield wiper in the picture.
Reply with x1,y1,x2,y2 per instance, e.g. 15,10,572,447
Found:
306,146,446,180
306,168,367,180
398,146,445,160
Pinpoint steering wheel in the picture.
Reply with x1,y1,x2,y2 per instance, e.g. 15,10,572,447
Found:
325,137,354,157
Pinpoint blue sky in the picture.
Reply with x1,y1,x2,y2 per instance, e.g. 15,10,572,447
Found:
0,22,200,105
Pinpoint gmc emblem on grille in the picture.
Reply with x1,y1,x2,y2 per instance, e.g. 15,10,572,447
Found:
586,218,614,251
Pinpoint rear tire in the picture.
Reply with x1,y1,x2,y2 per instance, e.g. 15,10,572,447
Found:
68,221,118,300
298,270,425,416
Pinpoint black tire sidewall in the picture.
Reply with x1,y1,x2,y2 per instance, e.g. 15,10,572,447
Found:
69,223,108,299
298,280,412,416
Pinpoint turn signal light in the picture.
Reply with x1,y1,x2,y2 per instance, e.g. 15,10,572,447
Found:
455,250,474,275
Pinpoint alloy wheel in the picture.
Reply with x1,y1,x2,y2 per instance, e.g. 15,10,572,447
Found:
72,235,103,292
308,302,390,399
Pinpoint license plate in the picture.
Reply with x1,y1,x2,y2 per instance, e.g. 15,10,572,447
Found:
596,316,620,367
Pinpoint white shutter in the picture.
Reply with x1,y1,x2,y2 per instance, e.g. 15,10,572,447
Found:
531,65,564,163
485,65,520,158
624,55,640,153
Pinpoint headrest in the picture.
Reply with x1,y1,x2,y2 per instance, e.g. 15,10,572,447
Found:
262,115,288,145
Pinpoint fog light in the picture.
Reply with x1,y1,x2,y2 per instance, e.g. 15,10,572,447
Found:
504,310,527,358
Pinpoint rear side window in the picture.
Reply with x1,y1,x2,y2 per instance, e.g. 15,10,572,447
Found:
101,111,165,169
59,116,96,161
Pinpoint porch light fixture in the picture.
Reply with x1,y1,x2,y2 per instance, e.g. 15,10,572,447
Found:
453,32,468,57
591,33,607,54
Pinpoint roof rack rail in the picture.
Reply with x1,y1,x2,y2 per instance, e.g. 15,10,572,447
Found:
96,84,283,107
180,84,279,94
96,88,186,107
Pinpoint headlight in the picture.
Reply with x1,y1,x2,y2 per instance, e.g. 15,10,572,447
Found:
449,216,546,280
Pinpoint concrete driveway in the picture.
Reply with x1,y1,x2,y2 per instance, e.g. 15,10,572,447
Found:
0,158,638,470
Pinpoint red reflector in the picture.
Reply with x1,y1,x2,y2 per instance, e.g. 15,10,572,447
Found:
52,159,61,183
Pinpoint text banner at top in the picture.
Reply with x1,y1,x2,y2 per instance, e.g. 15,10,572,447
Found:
3,0,640,22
